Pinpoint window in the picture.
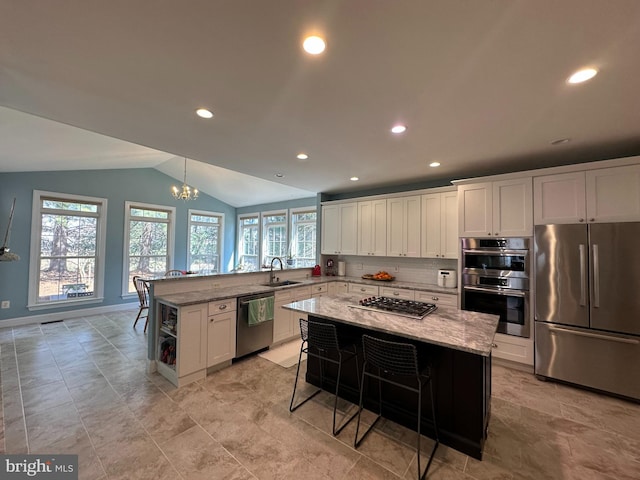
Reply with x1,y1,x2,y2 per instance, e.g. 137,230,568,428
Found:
28,191,107,308
188,210,224,274
290,208,317,268
262,211,287,268
124,202,175,294
237,214,259,271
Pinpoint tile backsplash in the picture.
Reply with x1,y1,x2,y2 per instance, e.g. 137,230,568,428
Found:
321,255,458,286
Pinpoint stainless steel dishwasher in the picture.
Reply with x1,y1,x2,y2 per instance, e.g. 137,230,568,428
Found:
236,292,274,358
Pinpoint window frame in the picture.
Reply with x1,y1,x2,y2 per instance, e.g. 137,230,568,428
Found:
187,209,225,275
28,190,108,310
289,206,317,268
122,201,176,296
237,213,260,272
261,209,288,269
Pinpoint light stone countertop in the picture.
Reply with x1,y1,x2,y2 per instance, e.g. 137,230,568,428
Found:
283,293,498,356
153,275,458,307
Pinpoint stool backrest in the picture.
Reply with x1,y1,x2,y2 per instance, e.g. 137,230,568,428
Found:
362,335,419,376
307,319,340,352
132,275,149,308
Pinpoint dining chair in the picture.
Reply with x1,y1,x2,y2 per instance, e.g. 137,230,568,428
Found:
132,275,150,333
164,269,184,277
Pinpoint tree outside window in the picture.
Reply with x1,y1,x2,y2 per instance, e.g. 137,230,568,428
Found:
29,191,107,307
290,209,317,268
237,214,259,271
188,210,223,274
124,202,175,294
262,212,287,268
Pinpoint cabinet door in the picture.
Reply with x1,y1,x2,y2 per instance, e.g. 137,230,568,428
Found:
441,191,459,258
416,291,457,308
387,198,405,256
273,292,293,344
348,283,379,296
533,172,586,224
370,199,388,256
339,203,358,255
586,165,640,223
458,183,493,237
421,193,442,258
387,196,421,256
493,177,533,237
357,201,374,256
178,303,208,377
207,311,236,367
321,205,340,254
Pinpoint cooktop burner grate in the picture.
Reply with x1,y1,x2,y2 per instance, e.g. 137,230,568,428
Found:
349,296,437,319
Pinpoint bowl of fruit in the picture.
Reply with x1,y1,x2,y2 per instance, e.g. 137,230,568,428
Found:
362,271,395,282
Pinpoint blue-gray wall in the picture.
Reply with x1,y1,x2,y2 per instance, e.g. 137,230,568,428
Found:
0,168,238,322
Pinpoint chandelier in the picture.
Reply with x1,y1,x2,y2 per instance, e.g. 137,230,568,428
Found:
171,158,199,201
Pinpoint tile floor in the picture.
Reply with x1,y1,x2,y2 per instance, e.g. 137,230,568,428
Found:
1,309,639,479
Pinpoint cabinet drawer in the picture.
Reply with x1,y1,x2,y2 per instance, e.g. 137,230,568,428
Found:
277,286,312,302
349,283,379,295
208,298,236,316
310,283,328,295
415,291,457,308
379,287,414,300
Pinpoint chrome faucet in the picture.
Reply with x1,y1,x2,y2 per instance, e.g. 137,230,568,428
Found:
270,257,284,284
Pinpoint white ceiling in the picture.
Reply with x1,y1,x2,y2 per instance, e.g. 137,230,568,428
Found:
1,0,640,207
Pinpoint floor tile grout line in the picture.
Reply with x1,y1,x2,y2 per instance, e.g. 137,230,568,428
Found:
6,327,30,453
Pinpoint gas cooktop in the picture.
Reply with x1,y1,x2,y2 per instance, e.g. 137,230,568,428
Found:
349,296,437,320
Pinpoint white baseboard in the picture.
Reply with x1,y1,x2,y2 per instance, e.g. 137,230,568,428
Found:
0,302,138,328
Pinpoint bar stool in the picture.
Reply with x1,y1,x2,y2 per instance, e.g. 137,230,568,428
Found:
289,318,360,436
354,334,439,480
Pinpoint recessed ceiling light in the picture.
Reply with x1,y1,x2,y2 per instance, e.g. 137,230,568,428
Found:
429,162,441,168
274,173,284,178
196,108,214,119
303,36,326,55
296,153,309,160
567,68,598,84
550,138,571,145
350,176,359,182
391,125,407,134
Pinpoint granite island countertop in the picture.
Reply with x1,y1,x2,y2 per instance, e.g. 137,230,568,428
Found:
283,293,498,356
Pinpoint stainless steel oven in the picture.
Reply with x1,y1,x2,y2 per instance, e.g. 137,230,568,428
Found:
461,238,530,338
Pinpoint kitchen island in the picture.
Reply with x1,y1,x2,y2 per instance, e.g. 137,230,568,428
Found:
283,293,499,460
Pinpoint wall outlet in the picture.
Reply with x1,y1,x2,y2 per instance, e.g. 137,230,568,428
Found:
1,300,9,309
393,265,399,272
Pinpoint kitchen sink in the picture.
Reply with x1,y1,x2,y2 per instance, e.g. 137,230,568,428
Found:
260,280,303,287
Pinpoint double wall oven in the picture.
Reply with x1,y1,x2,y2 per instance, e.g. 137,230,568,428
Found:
461,238,530,338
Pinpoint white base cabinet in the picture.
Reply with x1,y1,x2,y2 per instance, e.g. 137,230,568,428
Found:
207,299,236,368
415,291,457,308
157,301,208,387
273,286,312,345
491,333,533,366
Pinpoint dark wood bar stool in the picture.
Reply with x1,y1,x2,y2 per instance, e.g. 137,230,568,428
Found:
354,334,439,479
289,318,360,436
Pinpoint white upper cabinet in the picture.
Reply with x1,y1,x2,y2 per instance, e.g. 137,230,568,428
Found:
458,178,533,237
421,191,458,258
534,164,640,224
357,199,387,256
533,172,586,224
321,203,357,255
387,195,421,257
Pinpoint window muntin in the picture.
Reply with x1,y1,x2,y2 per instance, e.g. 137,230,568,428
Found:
124,202,175,294
29,191,107,307
188,210,223,274
238,214,259,271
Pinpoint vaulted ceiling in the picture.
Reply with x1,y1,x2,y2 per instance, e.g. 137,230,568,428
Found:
2,1,640,207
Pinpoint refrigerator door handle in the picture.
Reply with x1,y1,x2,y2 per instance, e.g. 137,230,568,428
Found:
579,244,587,307
548,325,639,345
592,244,600,308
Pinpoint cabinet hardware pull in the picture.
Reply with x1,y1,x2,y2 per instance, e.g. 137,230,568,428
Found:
491,343,497,348
549,325,639,344
589,218,595,222
219,304,227,310
579,218,584,222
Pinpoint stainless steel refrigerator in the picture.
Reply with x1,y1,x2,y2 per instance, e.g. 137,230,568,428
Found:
534,223,640,400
